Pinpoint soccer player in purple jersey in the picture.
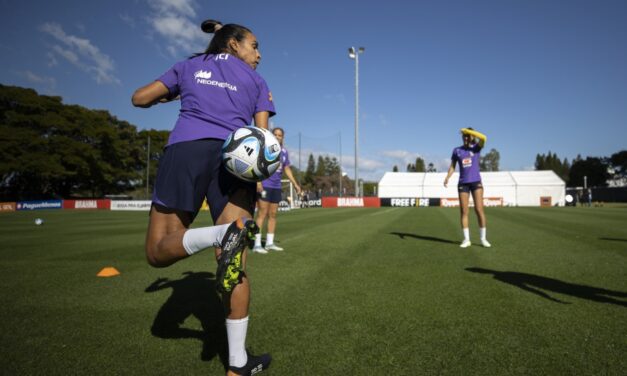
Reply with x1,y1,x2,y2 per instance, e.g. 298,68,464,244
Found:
132,19,273,376
444,128,492,248
252,127,301,253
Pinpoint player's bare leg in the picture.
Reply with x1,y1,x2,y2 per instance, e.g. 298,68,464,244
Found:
472,188,491,247
264,203,283,251
253,200,269,254
458,192,471,248
145,206,192,267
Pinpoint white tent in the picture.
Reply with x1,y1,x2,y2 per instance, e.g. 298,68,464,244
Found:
378,171,565,206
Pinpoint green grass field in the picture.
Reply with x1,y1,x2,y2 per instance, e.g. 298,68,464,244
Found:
1,207,626,375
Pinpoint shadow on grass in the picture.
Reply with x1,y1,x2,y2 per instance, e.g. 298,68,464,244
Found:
390,232,458,244
466,267,627,307
145,272,228,368
599,237,627,242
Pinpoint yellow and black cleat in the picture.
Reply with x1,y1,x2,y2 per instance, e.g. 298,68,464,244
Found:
216,218,259,294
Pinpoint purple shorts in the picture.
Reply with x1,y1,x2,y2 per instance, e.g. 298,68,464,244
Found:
152,139,255,223
458,181,483,193
259,188,282,204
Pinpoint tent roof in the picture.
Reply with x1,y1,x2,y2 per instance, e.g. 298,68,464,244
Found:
379,170,565,187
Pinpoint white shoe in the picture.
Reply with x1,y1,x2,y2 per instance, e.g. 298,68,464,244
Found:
265,243,284,251
481,239,492,248
252,246,268,254
459,239,472,248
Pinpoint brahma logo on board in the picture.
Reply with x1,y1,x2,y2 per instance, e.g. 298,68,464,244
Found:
76,200,98,209
62,199,110,210
337,197,364,207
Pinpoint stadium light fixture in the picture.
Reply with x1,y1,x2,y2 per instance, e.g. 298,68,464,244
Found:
348,46,364,196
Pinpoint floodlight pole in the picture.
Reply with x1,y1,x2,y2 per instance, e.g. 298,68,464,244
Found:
146,135,151,199
339,131,342,197
349,47,364,197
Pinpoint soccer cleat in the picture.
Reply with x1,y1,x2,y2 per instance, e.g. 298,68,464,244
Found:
252,245,268,254
264,243,283,252
481,239,492,248
216,218,259,294
229,351,272,376
459,239,472,248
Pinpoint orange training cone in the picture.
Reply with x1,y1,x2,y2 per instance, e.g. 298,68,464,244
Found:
97,267,120,277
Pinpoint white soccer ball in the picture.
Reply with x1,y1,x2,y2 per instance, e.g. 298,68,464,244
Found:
34,218,44,225
222,126,281,182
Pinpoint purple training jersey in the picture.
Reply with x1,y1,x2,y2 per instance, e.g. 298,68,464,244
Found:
157,53,275,146
451,143,482,184
262,147,290,189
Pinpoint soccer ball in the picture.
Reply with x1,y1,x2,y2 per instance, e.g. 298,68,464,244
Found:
222,127,281,182
34,218,44,225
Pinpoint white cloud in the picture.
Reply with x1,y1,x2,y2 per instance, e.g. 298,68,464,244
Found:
20,70,56,87
40,22,120,85
150,0,196,17
46,52,58,67
145,0,206,57
52,45,79,64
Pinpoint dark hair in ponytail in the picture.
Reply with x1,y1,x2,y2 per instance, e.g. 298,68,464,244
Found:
199,19,252,55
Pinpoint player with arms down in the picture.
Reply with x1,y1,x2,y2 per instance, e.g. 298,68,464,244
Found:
252,127,301,253
444,128,491,248
132,19,274,376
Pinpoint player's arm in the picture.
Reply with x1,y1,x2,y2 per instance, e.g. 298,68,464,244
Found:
461,128,487,148
283,166,301,194
443,161,456,188
132,81,171,108
254,111,270,129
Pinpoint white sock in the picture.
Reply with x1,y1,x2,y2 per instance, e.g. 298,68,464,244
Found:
254,233,262,248
480,227,487,240
226,316,249,368
181,224,230,256
463,228,470,241
266,233,275,245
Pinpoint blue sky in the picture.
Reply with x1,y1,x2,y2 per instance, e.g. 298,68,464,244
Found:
1,0,625,181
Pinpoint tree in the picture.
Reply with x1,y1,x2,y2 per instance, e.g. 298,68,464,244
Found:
392,165,398,172
315,155,327,177
406,163,415,172
415,157,426,172
568,156,609,187
427,163,437,172
0,84,146,200
304,154,315,186
480,148,500,171
535,151,570,183
610,150,627,176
